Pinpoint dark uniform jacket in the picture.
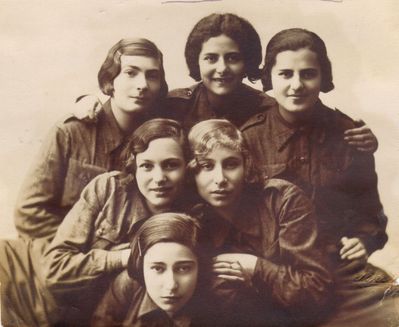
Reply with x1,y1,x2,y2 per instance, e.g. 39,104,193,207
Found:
198,178,333,326
241,100,387,257
162,83,275,131
15,100,128,241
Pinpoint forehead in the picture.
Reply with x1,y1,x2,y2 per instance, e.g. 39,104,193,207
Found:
120,55,161,70
136,137,184,161
200,34,240,54
203,145,243,161
144,242,197,263
273,48,320,69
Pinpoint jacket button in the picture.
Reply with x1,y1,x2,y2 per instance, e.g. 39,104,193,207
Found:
299,156,307,163
186,90,192,96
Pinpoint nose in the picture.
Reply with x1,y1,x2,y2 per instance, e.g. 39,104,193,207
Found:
153,166,166,184
215,57,227,74
164,270,178,292
290,74,303,91
135,72,148,91
213,165,227,185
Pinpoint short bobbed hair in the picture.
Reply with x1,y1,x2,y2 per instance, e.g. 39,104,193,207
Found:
261,28,334,93
127,212,204,284
187,119,261,185
123,118,187,176
185,13,262,82
98,38,168,98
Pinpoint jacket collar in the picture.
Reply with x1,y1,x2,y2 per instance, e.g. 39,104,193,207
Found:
99,99,127,154
137,292,192,326
242,99,329,151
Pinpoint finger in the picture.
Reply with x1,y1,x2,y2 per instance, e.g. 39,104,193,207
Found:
344,134,374,143
341,244,364,259
216,274,245,282
347,249,368,260
212,267,243,277
344,126,370,136
340,240,358,256
212,262,236,268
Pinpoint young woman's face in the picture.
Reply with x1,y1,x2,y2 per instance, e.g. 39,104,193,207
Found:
112,55,162,115
143,242,198,317
198,34,245,97
136,138,186,213
271,48,322,123
194,146,245,213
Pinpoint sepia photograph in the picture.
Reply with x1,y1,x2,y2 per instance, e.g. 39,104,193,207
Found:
1,0,399,326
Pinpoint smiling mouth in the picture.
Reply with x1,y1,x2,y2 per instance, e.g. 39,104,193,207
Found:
212,77,233,84
150,186,173,194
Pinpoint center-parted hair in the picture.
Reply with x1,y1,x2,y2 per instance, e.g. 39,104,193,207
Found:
185,13,262,82
98,38,168,98
187,119,261,185
261,28,334,93
127,212,204,284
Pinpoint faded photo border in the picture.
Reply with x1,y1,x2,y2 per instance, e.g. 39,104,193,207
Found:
1,0,399,317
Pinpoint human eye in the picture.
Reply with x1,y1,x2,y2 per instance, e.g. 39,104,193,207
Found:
124,68,138,77
198,160,214,171
138,162,153,171
175,264,194,274
150,264,165,273
301,69,319,80
226,53,243,63
223,158,242,170
278,70,292,79
162,159,183,171
203,54,218,64
146,70,161,81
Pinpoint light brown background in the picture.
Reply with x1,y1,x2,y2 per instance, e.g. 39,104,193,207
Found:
1,0,398,274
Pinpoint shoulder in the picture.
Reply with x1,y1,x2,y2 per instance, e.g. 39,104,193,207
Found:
318,102,356,131
262,178,312,206
82,171,123,196
240,100,276,132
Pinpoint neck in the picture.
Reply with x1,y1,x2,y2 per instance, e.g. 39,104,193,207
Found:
214,204,237,222
205,84,242,109
277,105,316,126
110,100,148,134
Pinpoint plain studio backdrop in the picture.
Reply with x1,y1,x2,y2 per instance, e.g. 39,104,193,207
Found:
1,0,398,275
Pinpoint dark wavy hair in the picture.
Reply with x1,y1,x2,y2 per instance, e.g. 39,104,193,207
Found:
185,13,262,82
261,28,334,93
123,118,187,175
98,38,168,98
127,212,206,285
187,119,262,185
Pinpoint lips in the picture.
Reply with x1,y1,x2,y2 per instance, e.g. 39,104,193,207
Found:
161,296,181,304
212,76,234,84
150,186,173,195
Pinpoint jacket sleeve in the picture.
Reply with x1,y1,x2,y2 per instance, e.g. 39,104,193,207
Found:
91,270,140,327
41,174,128,295
251,182,333,315
14,125,70,241
342,151,387,254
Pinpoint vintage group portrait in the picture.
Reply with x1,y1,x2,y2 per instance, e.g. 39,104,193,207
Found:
1,0,398,326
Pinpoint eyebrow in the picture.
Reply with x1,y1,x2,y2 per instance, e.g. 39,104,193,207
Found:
122,65,160,71
148,260,196,264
